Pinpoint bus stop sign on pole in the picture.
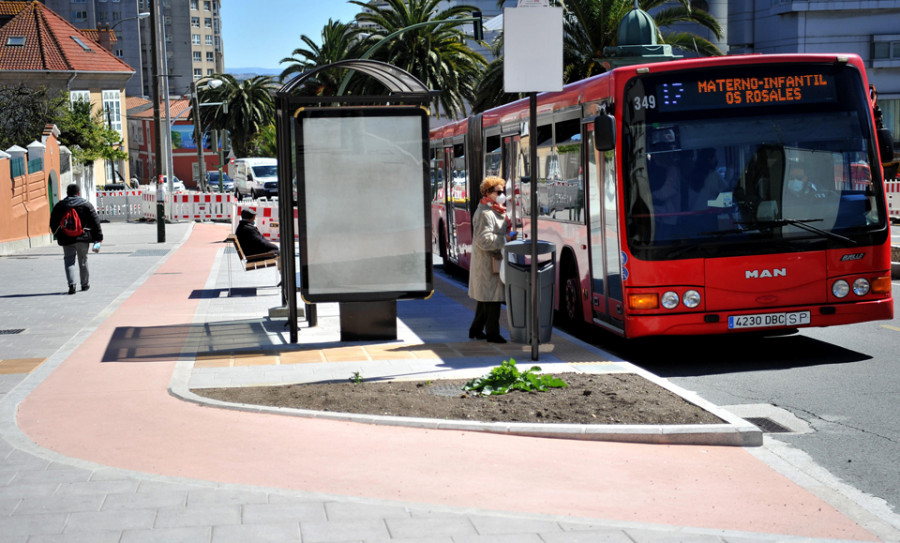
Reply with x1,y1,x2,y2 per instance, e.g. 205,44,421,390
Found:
503,4,563,360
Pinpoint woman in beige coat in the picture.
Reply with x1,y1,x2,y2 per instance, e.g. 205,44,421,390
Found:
468,176,516,343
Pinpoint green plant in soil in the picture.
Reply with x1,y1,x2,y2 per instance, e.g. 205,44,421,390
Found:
349,371,364,384
462,359,567,396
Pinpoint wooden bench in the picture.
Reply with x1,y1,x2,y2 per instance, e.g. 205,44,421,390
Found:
226,234,278,270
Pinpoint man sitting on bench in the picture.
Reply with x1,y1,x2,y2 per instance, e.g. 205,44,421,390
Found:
235,208,279,259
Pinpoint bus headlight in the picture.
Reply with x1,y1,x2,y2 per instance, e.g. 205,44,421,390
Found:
661,291,679,309
832,279,850,298
683,290,701,308
852,278,870,296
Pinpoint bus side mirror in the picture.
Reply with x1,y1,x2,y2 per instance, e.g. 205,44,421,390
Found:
594,114,615,151
877,127,894,163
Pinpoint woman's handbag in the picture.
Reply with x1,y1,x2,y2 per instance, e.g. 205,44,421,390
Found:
491,254,502,275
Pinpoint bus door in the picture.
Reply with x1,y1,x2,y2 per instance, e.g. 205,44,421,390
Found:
586,121,624,329
444,142,469,265
503,134,521,229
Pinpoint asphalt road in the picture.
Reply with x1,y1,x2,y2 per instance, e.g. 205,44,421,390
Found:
583,284,900,520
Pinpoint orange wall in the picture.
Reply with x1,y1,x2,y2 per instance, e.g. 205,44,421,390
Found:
0,132,60,251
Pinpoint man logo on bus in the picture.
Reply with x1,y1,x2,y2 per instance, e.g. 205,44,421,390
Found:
746,268,787,279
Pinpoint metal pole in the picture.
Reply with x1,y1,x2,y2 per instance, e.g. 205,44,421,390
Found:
161,24,174,198
191,80,207,191
150,0,165,243
529,93,539,361
214,129,224,193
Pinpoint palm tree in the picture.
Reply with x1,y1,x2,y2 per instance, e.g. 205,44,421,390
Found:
196,74,276,158
350,0,487,119
474,0,723,111
278,19,364,95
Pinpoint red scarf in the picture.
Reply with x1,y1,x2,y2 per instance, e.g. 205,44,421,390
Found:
481,197,511,232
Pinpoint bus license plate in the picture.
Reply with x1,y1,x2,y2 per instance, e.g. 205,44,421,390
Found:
728,311,811,330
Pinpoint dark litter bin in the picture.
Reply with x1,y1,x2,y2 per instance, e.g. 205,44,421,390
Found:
502,240,556,344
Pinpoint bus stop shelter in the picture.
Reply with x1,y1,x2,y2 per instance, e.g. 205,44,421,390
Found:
274,60,436,343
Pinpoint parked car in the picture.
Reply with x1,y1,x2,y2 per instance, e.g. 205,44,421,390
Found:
205,171,234,192
157,176,185,192
229,157,278,200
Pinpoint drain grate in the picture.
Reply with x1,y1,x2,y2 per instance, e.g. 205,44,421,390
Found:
745,417,792,433
427,384,465,397
0,329,25,335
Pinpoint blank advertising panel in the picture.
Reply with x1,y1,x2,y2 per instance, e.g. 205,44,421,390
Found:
295,107,432,302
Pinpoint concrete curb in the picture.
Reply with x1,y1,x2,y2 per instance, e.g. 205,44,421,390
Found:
169,361,763,447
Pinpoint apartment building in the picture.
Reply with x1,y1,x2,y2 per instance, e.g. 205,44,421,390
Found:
728,0,900,148
143,0,224,97
42,0,224,98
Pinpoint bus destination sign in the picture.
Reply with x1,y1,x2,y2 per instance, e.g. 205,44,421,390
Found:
656,72,837,112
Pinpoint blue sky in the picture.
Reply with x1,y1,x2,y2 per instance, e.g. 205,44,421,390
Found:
221,1,361,71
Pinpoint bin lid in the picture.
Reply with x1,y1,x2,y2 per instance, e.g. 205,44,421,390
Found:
504,240,556,256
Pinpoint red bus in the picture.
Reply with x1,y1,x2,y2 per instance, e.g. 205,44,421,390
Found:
430,53,894,338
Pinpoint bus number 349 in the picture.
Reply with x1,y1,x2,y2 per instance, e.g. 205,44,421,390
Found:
633,95,656,110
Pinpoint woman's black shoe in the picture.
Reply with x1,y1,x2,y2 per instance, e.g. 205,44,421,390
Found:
485,334,507,344
468,329,486,339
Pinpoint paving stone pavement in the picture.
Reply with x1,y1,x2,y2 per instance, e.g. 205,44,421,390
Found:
0,221,893,542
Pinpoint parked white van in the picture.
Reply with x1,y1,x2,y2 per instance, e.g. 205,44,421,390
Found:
229,157,278,200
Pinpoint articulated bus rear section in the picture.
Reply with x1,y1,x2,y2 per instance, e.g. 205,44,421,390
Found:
433,53,894,338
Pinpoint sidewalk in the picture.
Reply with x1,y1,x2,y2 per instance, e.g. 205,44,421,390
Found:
1,221,898,542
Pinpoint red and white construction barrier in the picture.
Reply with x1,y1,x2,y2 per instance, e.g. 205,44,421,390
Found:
233,199,299,242
171,192,234,221
139,190,236,222
96,190,145,222
886,179,900,222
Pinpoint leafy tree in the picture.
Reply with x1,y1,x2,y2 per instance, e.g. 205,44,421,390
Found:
57,100,128,165
0,85,68,149
195,74,276,157
278,18,365,96
350,0,487,119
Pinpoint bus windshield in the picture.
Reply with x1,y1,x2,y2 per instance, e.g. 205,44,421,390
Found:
622,63,887,260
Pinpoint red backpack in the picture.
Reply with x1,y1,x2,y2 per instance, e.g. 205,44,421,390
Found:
59,207,84,237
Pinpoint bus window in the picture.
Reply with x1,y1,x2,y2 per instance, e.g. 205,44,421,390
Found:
451,142,467,209
535,124,553,218
518,131,532,217
554,117,584,223
430,147,443,203
484,135,501,178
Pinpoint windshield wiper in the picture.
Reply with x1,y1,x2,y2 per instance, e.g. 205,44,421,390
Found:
738,218,857,245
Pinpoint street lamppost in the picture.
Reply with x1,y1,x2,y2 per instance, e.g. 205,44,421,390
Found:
190,78,226,192
109,11,150,32
150,0,165,242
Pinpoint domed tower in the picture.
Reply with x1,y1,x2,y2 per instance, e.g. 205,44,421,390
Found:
602,1,679,68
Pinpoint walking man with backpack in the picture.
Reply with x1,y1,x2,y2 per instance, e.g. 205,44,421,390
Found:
49,183,103,294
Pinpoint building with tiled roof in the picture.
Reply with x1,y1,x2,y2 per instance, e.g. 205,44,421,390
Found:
127,97,221,188
0,1,133,82
0,1,135,189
